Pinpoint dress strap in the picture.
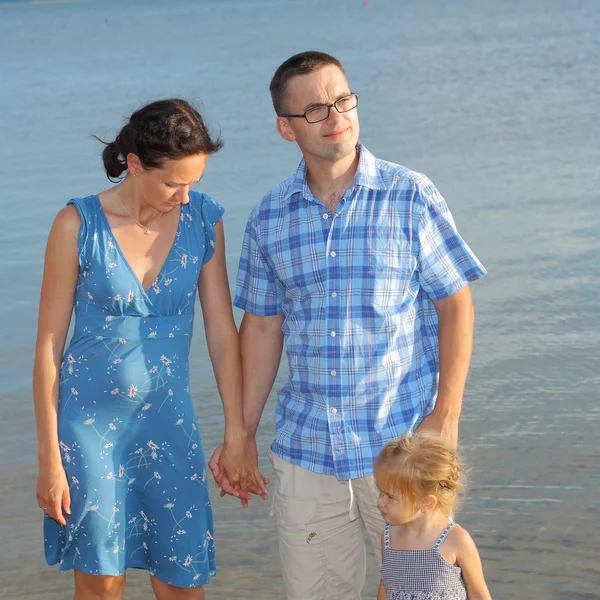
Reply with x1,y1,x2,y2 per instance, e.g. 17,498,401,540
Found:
433,523,455,550
66,196,97,270
384,524,391,550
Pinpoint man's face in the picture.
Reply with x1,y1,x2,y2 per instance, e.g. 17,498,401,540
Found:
278,64,360,163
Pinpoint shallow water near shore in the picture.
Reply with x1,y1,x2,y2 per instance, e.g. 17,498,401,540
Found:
1,0,599,598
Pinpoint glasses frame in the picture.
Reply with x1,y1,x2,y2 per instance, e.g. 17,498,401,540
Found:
279,92,359,124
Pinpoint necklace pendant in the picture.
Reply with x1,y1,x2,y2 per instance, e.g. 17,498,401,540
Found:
145,229,151,235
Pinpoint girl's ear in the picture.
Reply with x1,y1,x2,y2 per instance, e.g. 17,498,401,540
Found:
421,495,438,513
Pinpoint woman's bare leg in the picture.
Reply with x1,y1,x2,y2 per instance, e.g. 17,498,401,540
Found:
150,576,205,600
73,571,126,600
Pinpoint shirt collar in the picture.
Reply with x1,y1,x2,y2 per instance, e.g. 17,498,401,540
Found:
353,143,387,191
284,143,387,203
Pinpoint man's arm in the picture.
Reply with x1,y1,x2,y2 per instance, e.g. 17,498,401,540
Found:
417,284,475,448
240,311,285,438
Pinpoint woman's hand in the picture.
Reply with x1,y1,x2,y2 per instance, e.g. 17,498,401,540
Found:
36,462,71,526
210,437,269,508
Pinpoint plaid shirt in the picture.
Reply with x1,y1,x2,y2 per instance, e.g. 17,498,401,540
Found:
234,145,486,479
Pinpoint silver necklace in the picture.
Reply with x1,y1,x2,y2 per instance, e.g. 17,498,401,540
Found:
119,200,164,235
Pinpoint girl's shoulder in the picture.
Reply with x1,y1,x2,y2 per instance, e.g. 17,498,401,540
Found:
447,524,474,546
444,524,479,559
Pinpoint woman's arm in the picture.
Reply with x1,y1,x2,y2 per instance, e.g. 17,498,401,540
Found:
452,527,492,600
33,205,81,526
198,219,267,499
207,310,282,506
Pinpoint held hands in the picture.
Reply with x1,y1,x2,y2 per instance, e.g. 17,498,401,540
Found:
36,462,71,526
208,437,269,508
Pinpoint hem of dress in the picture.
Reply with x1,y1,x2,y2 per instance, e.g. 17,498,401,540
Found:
48,559,215,588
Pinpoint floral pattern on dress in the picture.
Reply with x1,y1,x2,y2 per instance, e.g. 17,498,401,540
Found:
44,192,224,588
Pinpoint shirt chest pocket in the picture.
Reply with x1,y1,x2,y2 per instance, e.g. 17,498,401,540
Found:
367,234,415,304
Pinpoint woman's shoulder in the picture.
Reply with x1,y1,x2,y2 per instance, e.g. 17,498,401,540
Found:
51,194,101,240
188,190,204,204
54,202,83,233
66,193,98,207
188,190,221,207
188,190,224,224
65,194,99,220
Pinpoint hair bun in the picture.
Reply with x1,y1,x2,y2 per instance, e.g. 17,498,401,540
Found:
95,99,223,182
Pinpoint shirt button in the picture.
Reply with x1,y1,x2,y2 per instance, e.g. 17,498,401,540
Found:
331,407,338,414
331,370,337,376
330,251,336,257
322,213,329,220
331,292,337,298
330,331,336,337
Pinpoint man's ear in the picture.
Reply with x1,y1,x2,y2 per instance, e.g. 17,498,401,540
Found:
276,117,297,143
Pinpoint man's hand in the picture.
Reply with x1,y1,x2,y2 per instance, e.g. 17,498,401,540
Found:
416,410,459,449
208,438,269,508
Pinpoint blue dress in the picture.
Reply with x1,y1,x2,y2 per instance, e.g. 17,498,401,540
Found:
44,191,223,587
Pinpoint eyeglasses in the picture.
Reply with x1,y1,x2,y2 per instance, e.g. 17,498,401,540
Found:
279,93,359,124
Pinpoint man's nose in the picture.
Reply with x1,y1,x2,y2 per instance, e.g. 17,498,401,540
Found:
326,105,343,124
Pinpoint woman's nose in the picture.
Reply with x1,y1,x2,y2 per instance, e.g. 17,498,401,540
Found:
177,187,191,205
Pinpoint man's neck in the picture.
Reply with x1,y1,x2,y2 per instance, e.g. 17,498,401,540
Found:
304,150,360,211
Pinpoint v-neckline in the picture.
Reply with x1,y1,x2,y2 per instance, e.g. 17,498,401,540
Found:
94,194,182,295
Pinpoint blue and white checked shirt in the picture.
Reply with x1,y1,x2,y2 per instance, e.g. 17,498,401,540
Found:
234,145,486,480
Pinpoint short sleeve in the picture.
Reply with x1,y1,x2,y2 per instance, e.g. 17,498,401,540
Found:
417,187,487,300
66,197,89,270
233,213,284,316
200,194,225,265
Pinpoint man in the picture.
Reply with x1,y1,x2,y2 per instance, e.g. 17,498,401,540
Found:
213,51,486,600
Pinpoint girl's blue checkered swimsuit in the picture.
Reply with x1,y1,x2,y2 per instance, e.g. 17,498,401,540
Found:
381,523,467,600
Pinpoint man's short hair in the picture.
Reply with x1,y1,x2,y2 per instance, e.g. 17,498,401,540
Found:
269,51,345,115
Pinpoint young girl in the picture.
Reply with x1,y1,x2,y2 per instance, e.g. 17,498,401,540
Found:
374,432,492,600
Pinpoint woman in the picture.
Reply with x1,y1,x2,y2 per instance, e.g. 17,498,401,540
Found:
33,99,266,599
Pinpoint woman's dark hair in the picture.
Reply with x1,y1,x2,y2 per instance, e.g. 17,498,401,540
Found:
269,51,345,115
98,99,223,181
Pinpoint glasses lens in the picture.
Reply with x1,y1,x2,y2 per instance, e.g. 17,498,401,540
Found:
305,105,329,123
335,94,358,113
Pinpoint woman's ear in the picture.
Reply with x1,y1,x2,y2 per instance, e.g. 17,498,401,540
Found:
126,153,143,176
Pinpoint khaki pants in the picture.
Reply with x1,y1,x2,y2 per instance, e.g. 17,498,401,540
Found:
270,451,385,600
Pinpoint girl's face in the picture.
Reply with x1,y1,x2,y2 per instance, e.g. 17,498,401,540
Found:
376,485,422,526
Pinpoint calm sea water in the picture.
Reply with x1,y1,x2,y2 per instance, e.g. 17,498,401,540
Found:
1,0,599,598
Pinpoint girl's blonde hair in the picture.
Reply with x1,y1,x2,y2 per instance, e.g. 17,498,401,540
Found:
373,431,465,517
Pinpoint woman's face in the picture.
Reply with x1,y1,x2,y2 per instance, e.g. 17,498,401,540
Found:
133,153,208,211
